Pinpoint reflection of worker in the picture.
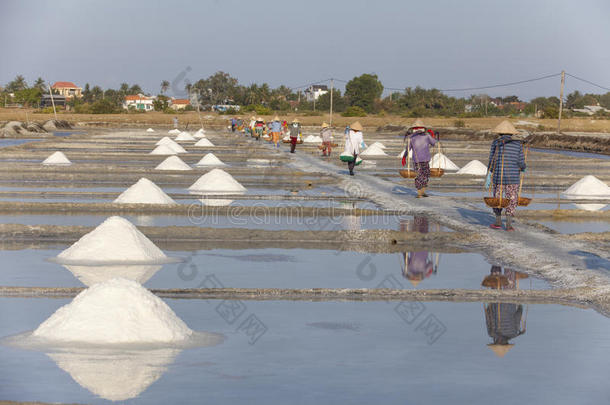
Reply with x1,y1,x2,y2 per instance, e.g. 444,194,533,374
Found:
482,265,527,357
400,216,435,286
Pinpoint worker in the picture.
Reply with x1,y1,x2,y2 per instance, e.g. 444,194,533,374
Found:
320,122,332,156
271,116,282,149
289,118,301,153
406,119,437,198
344,121,364,176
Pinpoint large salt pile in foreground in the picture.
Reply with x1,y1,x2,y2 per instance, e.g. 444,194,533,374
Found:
303,135,322,143
562,175,610,199
195,153,227,167
150,145,177,155
146,128,155,133
430,153,460,170
114,178,177,205
33,278,192,344
55,216,168,264
195,138,214,147
175,131,195,141
155,156,192,171
456,160,487,175
168,129,181,135
189,168,247,194
360,144,387,157
42,151,72,166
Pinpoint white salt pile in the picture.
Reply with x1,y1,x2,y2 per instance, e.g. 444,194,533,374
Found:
195,138,215,147
156,136,175,146
42,151,72,166
282,135,290,141
189,168,247,194
562,175,610,199
573,203,607,212
360,144,387,157
430,153,460,170
370,142,387,149
303,135,322,143
456,160,488,176
247,158,271,167
194,128,206,138
146,128,155,133
64,264,162,287
150,145,177,155
33,278,192,344
168,129,181,135
195,153,227,167
155,156,192,171
155,138,186,153
55,216,168,264
175,131,195,141
114,178,177,205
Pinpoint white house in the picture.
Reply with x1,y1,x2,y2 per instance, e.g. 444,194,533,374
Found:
123,94,155,111
304,85,328,102
572,105,610,116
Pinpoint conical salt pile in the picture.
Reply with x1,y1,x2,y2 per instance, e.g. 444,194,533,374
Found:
175,131,195,141
303,135,322,143
430,153,460,170
155,156,192,171
370,142,387,149
33,278,192,344
42,151,72,166
189,168,247,194
114,178,177,205
194,128,206,138
150,145,177,155
456,160,487,175
360,144,387,157
195,138,214,147
562,175,610,199
55,216,168,264
156,136,175,146
168,129,180,135
195,153,227,167
146,128,155,133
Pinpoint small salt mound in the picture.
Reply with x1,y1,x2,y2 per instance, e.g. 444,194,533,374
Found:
195,138,215,147
303,135,322,143
33,278,192,344
370,142,387,149
156,138,187,153
195,153,227,167
193,129,206,138
146,128,155,133
360,144,387,157
168,129,180,135
64,264,162,287
56,216,168,264
563,175,610,199
430,153,460,170
150,145,177,155
175,131,195,141
189,168,247,194
456,160,487,176
155,156,192,171
156,136,175,146
42,151,72,166
114,178,177,205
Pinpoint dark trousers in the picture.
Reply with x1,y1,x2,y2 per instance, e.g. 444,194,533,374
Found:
347,154,357,174
290,137,297,153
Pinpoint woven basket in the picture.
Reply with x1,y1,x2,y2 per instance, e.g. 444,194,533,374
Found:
282,139,290,144
340,155,355,163
482,274,509,288
430,168,444,177
518,197,532,206
484,197,510,208
399,169,417,178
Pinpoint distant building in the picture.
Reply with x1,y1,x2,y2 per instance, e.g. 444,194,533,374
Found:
40,94,66,108
304,85,328,102
170,98,190,110
572,105,610,115
51,82,83,99
123,94,155,111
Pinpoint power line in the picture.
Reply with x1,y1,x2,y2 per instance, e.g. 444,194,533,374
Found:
565,73,610,92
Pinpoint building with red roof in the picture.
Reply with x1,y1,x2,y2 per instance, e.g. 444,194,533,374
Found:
51,81,82,99
170,98,190,110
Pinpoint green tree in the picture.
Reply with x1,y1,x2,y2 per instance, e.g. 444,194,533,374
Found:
33,77,46,91
160,80,170,94
344,73,383,113
129,84,143,94
315,89,346,112
91,99,119,114
14,88,41,107
153,94,170,111
6,75,28,92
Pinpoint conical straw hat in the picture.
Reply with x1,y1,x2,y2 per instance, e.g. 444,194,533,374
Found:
408,278,422,287
492,120,519,135
350,121,363,131
273,116,280,121
487,344,514,358
321,122,329,128
292,118,300,124
411,119,425,127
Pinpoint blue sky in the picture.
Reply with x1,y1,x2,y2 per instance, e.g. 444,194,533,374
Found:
0,0,608,100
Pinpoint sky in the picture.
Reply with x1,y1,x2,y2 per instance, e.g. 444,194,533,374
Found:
0,0,609,101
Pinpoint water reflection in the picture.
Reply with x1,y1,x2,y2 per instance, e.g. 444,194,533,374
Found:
482,265,528,357
399,215,439,287
62,264,162,287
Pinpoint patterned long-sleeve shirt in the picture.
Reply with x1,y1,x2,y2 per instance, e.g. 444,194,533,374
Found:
487,135,526,185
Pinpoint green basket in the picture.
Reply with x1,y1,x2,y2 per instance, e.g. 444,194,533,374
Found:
340,155,355,163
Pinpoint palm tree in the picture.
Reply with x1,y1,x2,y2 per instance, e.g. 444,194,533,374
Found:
160,80,170,94
7,75,28,92
33,77,46,91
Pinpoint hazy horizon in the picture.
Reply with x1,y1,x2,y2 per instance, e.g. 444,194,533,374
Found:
1,0,608,101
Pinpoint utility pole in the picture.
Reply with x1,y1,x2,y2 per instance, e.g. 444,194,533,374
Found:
48,85,58,121
329,78,334,127
557,70,565,134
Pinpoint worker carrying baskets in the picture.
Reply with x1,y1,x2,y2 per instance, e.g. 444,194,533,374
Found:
400,119,438,198
485,121,527,231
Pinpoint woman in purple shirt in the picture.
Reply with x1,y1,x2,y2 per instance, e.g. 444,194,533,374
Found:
407,121,437,198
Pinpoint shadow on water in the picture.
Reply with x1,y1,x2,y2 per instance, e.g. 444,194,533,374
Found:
456,207,496,226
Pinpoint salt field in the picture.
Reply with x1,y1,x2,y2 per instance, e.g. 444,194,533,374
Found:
0,124,608,405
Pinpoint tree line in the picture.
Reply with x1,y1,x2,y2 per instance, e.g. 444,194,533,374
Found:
2,73,609,118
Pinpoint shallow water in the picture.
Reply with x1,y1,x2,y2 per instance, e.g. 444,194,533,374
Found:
537,220,609,234
1,298,609,404
0,139,42,148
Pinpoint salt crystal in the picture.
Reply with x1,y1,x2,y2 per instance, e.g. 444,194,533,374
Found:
563,175,610,198
456,160,487,176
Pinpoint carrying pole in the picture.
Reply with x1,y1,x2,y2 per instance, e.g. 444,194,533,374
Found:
48,85,58,121
557,70,565,134
329,78,334,127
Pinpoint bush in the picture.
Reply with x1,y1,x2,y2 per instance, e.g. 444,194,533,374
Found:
91,99,119,114
453,119,465,128
341,106,367,117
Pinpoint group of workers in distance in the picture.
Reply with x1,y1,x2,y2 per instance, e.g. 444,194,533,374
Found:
229,115,526,232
